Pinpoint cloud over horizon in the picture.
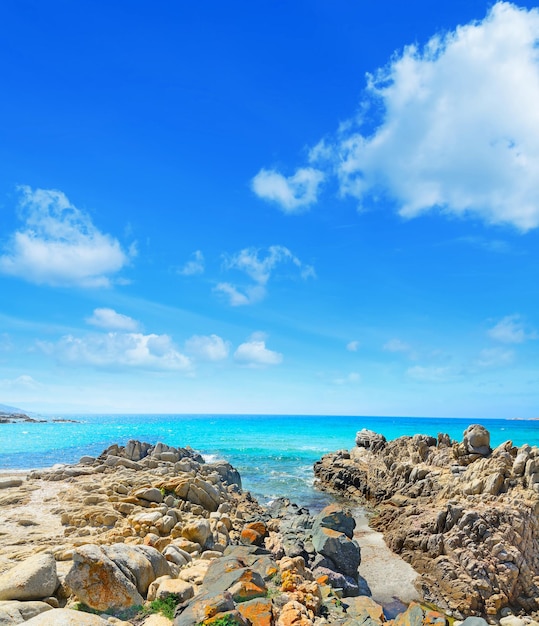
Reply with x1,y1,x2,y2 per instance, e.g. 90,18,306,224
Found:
0,186,133,287
39,332,191,371
256,2,539,231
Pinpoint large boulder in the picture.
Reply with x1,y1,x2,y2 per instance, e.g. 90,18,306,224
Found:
463,424,491,456
102,544,171,595
356,429,387,452
313,504,355,539
0,553,58,601
65,544,144,611
311,526,360,578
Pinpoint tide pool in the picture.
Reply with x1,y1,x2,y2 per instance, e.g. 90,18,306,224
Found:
1,414,538,509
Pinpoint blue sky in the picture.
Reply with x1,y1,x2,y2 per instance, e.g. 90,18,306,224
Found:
1,1,539,417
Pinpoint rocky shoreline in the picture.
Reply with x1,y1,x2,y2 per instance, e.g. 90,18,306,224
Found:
0,429,534,626
314,425,539,620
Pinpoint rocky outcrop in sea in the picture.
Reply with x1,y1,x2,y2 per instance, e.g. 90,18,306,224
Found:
314,424,539,619
0,438,454,626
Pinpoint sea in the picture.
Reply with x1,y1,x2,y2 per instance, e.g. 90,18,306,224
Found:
1,414,538,511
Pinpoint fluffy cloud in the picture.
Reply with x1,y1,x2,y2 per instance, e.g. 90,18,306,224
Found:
216,245,315,306
234,333,283,366
86,308,140,331
178,250,205,276
184,334,230,361
0,186,133,287
346,340,360,352
251,167,324,213
488,314,537,344
261,3,539,230
39,332,191,371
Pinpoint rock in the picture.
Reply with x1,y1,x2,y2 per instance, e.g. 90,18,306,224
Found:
313,504,355,539
135,487,164,504
181,519,212,548
174,592,235,626
65,544,144,611
463,424,491,456
102,544,171,595
155,578,194,603
0,553,58,601
460,618,489,626
311,526,360,577
22,607,114,624
237,597,273,626
356,429,387,452
0,478,23,489
0,600,53,624
392,602,446,626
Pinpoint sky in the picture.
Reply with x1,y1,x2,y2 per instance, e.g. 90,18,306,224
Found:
1,0,539,417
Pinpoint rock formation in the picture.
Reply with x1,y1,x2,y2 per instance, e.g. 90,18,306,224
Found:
0,438,454,626
314,425,539,618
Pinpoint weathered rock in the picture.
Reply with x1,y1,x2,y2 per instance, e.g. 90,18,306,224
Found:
22,607,114,624
311,526,360,577
237,597,274,626
312,504,355,539
0,600,53,625
65,544,144,611
102,544,171,594
0,478,23,489
356,429,387,452
155,578,194,603
314,425,539,617
0,553,58,601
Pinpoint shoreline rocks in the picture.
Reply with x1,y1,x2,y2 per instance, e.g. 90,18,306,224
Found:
0,432,527,626
314,425,539,619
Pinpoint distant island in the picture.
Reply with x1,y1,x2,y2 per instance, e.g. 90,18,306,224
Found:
0,404,80,424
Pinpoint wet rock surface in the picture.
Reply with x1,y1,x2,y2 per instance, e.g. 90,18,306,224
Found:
314,425,539,618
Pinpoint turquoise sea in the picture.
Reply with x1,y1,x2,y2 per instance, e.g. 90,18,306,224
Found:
1,415,538,510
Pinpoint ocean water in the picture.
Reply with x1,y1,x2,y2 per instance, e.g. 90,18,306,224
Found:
1,414,538,510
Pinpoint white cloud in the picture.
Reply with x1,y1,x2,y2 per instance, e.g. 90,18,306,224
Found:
214,282,266,306
216,245,315,306
488,314,537,344
346,340,360,352
0,186,133,287
184,334,230,361
39,332,191,371
178,250,205,276
251,167,324,213
476,347,514,368
268,3,539,231
86,308,140,332
234,335,283,366
383,338,411,353
407,365,459,383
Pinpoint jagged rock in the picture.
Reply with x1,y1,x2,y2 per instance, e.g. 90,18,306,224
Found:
0,553,58,601
313,504,355,539
356,429,387,452
311,526,360,578
314,425,539,617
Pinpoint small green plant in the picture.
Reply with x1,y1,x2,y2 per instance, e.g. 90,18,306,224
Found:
143,594,181,620
198,614,238,626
